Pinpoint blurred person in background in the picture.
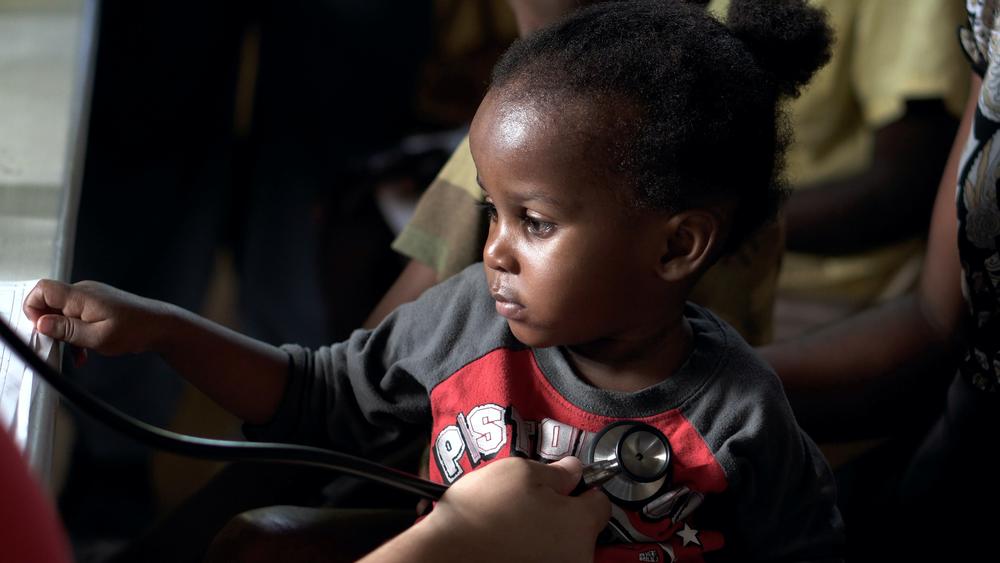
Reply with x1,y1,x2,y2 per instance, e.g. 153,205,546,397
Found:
68,2,524,562
64,0,432,558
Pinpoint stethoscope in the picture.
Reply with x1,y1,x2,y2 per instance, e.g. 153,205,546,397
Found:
577,421,673,505
0,317,673,504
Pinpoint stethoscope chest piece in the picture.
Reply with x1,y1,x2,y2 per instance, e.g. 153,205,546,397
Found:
586,421,672,506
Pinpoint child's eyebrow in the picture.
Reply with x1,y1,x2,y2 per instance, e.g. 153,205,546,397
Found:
476,176,567,209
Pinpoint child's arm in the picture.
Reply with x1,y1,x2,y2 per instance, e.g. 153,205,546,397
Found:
721,403,844,561
23,279,288,425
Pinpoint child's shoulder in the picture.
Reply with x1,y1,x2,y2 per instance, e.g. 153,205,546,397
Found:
682,301,799,435
683,303,842,561
684,301,781,391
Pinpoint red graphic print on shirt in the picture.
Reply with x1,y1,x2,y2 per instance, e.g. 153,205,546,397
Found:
428,348,728,562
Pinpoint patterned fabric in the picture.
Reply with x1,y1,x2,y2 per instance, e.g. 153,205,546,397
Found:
957,0,1000,392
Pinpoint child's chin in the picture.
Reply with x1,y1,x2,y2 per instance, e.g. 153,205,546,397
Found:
507,322,560,348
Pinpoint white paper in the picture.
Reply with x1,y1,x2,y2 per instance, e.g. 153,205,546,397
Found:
0,280,54,448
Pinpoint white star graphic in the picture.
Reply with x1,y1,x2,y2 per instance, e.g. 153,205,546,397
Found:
676,523,702,547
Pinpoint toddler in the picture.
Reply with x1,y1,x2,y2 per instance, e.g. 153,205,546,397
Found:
26,1,842,560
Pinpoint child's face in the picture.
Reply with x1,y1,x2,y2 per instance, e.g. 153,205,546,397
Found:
470,90,672,348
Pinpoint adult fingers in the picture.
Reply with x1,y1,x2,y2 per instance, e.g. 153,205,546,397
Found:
576,488,612,532
541,456,585,495
546,458,611,532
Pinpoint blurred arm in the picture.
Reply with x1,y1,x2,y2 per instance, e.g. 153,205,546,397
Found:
785,99,958,254
763,76,978,441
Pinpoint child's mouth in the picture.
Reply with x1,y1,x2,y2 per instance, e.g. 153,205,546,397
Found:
491,291,525,320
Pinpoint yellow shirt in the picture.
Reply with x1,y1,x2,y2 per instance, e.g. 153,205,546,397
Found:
394,0,969,341
713,0,969,305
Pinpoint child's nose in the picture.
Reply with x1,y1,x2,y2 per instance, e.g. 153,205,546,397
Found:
484,226,518,274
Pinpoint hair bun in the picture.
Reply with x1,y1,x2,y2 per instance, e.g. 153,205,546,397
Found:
727,0,833,98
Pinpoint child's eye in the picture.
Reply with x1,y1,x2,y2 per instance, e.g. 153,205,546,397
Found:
477,201,498,222
524,216,556,238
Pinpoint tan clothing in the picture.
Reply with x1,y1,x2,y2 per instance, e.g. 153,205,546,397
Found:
713,0,970,306
393,0,971,343
392,137,484,279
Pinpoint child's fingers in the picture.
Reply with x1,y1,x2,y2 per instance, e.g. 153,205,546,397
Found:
22,279,75,321
35,314,103,349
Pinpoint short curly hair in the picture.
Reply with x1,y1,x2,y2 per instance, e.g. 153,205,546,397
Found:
490,0,832,252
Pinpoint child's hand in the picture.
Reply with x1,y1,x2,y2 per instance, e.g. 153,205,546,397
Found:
23,279,288,424
23,279,170,362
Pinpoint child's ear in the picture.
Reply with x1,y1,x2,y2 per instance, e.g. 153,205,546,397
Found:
656,210,723,282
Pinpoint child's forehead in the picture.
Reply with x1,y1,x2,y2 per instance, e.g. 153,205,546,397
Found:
472,87,629,159
490,84,621,121
470,87,642,215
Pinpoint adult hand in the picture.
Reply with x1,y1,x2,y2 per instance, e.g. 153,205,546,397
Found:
361,456,611,563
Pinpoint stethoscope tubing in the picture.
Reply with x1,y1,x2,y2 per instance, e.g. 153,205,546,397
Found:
0,316,449,500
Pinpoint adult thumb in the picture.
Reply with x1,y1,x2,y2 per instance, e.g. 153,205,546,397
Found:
550,457,612,530
547,456,585,495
